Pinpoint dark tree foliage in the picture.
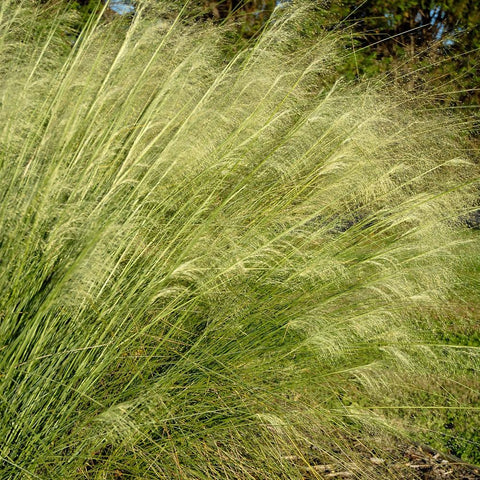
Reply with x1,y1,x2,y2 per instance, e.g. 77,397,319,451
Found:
329,1,480,53
204,0,274,17
320,1,480,107
201,1,276,37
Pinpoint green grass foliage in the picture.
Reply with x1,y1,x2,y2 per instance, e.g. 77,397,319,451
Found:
0,1,478,478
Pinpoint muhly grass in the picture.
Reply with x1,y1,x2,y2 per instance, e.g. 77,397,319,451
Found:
0,1,479,478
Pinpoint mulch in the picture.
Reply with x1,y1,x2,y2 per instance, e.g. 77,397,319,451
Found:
294,441,480,479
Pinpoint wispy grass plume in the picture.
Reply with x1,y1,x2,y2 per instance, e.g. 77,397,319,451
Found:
0,1,478,478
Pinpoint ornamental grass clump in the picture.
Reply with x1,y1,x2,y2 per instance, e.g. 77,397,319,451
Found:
0,1,478,478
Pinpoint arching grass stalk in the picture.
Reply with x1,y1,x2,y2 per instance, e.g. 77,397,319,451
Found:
0,1,478,478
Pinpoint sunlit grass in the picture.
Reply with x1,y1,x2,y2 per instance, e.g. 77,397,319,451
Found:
0,1,478,478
